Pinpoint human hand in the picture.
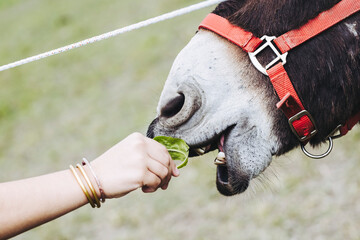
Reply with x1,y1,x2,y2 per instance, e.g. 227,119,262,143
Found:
91,133,179,198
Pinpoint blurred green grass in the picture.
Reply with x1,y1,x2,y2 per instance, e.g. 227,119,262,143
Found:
1,0,360,239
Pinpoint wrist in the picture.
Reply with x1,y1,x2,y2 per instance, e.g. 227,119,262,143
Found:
81,158,106,203
69,158,105,208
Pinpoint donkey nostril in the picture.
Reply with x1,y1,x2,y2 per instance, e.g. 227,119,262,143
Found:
158,82,202,128
160,93,185,118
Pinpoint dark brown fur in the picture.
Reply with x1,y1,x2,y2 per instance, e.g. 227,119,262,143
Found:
213,0,360,154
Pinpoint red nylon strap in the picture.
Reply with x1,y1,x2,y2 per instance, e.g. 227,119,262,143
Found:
199,13,262,52
274,0,360,53
198,1,360,141
267,63,304,109
267,63,316,141
339,112,360,136
199,14,317,141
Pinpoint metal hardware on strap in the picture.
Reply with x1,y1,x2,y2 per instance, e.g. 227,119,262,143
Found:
301,137,333,159
248,36,288,76
288,110,318,142
327,124,344,139
327,112,360,139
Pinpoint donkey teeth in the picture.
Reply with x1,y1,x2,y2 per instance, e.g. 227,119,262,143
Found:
194,145,211,156
214,158,227,165
194,147,206,155
217,152,226,160
214,152,226,165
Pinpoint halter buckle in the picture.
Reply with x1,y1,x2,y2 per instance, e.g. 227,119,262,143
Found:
288,110,318,142
248,35,288,76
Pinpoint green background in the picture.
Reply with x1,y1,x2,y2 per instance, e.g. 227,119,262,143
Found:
1,0,359,239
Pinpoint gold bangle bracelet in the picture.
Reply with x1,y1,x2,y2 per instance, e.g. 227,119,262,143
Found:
82,158,106,203
76,164,101,208
69,165,95,208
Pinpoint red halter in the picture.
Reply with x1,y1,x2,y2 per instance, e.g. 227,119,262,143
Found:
199,0,360,147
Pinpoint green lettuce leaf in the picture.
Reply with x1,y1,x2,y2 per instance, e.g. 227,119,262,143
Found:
153,136,190,169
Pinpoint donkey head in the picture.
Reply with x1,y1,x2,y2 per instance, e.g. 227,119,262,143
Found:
148,0,360,196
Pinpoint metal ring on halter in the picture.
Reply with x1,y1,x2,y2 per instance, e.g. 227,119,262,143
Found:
301,137,333,159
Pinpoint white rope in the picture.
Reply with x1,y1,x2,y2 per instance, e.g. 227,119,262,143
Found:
0,0,224,72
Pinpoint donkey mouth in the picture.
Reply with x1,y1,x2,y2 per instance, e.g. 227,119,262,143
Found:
189,125,250,196
147,119,251,196
189,126,233,157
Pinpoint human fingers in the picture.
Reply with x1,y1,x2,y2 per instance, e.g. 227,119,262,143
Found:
161,161,179,190
145,137,172,167
145,137,180,177
147,157,172,188
170,159,180,177
141,171,162,193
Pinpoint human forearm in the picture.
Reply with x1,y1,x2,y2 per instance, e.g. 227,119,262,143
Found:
0,133,179,239
0,170,87,239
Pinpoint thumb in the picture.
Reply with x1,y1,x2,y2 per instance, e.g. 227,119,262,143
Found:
172,162,180,177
